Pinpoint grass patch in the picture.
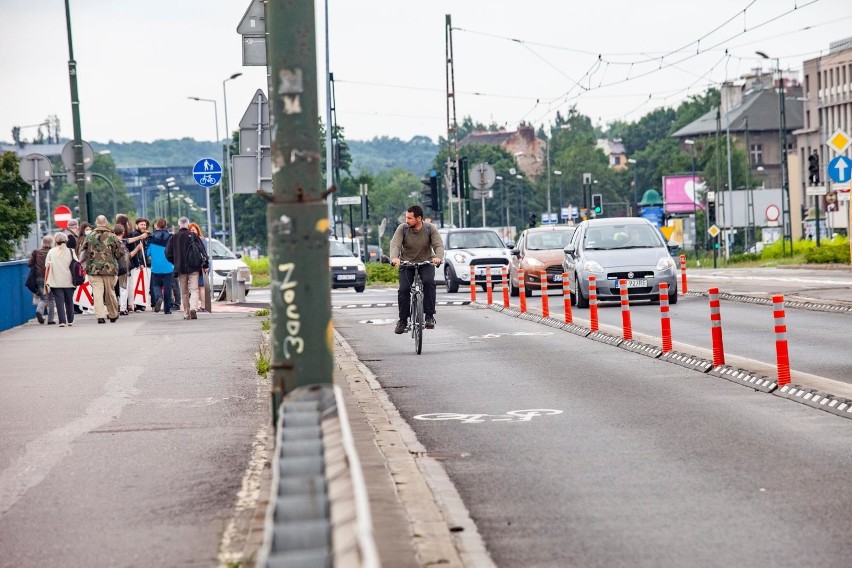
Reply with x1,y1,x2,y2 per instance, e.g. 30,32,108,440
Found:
254,343,271,379
244,256,270,287
367,263,398,285
254,308,270,317
261,319,270,332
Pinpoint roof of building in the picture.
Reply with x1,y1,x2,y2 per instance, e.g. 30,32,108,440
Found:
1,143,65,157
458,131,515,147
596,139,626,155
671,87,804,137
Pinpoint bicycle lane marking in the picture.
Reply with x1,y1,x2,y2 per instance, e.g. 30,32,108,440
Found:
414,409,563,424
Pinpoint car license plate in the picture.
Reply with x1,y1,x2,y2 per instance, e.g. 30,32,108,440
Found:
552,274,563,282
625,278,646,287
337,274,356,281
475,267,502,276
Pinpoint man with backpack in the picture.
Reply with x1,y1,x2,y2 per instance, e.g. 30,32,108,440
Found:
389,205,444,334
165,217,208,320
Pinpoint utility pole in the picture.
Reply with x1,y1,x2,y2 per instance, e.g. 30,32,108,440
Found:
266,0,332,416
64,0,88,223
445,14,461,227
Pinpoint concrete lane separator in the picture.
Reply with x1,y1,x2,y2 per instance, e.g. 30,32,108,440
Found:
469,301,852,422
334,330,496,568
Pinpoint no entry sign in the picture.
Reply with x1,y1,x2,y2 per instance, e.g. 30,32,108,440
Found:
54,205,72,229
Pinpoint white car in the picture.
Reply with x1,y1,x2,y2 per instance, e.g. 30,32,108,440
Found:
329,239,367,292
442,228,512,293
206,238,253,295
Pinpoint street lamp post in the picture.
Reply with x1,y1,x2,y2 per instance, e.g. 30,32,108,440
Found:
223,72,242,251
188,95,223,241
553,170,563,223
627,158,638,216
684,140,698,250
756,50,791,256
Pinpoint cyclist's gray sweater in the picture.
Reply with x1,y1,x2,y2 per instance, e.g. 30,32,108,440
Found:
389,223,444,263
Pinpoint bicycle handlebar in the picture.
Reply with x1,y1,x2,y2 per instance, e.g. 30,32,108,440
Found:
398,260,441,268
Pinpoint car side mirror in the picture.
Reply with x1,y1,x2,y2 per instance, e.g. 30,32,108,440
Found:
511,248,520,256
235,253,242,258
563,244,575,256
667,244,680,253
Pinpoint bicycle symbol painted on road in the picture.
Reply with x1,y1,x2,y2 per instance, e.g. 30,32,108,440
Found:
469,332,553,339
414,409,562,424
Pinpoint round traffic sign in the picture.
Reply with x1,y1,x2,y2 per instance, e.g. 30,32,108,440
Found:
193,158,223,187
765,204,780,222
469,163,496,190
54,205,72,229
19,153,52,184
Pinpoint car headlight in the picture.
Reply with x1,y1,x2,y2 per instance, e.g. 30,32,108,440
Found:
453,252,469,264
656,257,676,271
582,260,605,273
525,257,544,268
357,263,366,272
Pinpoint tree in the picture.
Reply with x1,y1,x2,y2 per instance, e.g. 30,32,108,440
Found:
0,152,37,260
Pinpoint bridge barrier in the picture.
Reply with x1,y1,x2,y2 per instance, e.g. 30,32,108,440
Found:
258,384,379,568
0,260,34,333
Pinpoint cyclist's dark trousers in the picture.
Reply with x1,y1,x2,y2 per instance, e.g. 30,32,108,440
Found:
398,264,436,321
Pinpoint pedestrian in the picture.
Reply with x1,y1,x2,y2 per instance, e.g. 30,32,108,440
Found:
165,217,208,320
148,218,175,315
76,222,93,254
44,232,76,327
129,217,151,269
112,223,132,315
27,234,57,325
80,215,124,324
188,222,209,311
64,218,79,252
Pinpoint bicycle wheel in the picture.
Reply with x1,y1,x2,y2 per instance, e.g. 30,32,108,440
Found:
412,291,423,354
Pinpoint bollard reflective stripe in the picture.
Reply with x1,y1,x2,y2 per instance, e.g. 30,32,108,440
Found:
679,254,688,295
589,275,598,332
619,278,632,340
502,266,509,308
469,265,476,302
486,269,493,305
540,270,549,318
773,294,791,385
708,287,725,366
660,282,672,353
562,272,572,324
518,268,527,313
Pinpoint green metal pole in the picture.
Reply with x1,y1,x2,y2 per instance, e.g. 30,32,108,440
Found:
266,0,333,419
64,0,88,224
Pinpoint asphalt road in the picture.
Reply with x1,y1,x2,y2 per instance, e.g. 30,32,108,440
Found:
333,299,852,567
0,309,267,567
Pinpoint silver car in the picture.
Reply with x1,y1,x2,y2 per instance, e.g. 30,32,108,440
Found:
562,218,678,307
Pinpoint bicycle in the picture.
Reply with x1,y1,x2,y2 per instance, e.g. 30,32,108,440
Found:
399,261,435,354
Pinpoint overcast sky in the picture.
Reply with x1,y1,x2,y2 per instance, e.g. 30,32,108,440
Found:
2,0,850,145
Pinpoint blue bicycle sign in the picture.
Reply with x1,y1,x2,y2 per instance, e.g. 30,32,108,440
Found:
193,158,223,187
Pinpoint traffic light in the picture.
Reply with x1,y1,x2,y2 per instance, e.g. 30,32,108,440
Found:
708,200,716,224
808,151,820,185
528,212,537,228
458,157,468,200
420,171,439,212
591,193,603,216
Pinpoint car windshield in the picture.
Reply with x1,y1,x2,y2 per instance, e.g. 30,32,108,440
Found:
209,240,236,260
526,229,576,250
447,231,504,249
330,241,357,257
584,225,662,250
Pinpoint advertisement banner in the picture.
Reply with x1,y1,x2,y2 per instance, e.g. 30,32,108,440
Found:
130,267,151,307
663,175,705,214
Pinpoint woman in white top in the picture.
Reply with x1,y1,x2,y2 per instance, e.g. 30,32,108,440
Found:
44,232,76,327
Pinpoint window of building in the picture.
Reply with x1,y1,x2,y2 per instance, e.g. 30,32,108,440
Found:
750,143,763,165
612,156,621,166
806,110,810,129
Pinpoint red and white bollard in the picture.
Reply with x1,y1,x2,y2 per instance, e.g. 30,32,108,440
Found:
540,270,550,318
518,268,527,313
589,275,599,332
469,265,477,302
708,287,725,366
773,295,792,385
502,266,509,308
619,278,632,340
659,282,672,353
680,254,688,295
486,269,493,305
562,272,572,324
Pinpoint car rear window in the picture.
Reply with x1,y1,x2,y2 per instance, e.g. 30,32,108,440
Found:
447,231,504,249
526,229,576,250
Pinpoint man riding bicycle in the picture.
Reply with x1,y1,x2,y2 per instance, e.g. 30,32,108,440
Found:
389,205,444,335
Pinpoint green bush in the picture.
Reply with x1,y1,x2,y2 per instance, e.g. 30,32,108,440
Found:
805,244,851,264
366,263,398,285
244,256,270,287
728,252,761,264
759,238,815,260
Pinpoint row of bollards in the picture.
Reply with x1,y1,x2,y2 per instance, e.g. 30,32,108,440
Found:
475,266,792,387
